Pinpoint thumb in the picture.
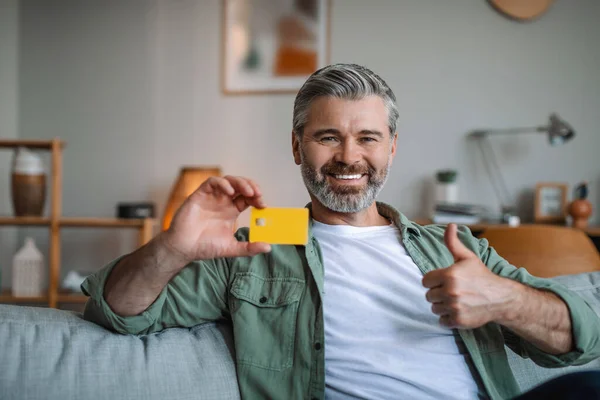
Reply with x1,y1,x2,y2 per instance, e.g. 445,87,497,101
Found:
235,241,272,257
444,223,474,262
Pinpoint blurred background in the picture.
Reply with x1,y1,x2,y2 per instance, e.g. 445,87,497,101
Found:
1,0,599,304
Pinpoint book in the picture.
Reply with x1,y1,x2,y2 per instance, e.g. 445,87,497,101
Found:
432,212,481,225
434,202,487,216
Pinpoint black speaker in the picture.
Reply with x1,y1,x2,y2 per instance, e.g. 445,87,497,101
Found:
116,202,155,219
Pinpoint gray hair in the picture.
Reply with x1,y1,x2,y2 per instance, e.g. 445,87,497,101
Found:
293,63,399,137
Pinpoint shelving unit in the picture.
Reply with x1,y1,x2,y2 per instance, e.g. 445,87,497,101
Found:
0,138,155,308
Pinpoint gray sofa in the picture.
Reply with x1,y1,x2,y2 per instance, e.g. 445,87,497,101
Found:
2,272,600,400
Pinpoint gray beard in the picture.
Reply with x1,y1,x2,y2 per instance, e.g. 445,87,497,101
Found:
300,150,391,213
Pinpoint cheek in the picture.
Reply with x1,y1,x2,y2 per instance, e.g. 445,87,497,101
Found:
302,145,330,168
365,152,390,169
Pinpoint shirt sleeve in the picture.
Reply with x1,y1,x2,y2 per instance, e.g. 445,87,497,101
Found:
80,254,231,336
465,228,600,367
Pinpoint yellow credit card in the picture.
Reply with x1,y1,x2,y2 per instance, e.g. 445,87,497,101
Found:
249,207,309,245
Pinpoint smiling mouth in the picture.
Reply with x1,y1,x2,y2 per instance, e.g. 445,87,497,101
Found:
327,174,367,185
330,174,364,180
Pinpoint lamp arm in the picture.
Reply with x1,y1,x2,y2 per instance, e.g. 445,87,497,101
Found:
470,125,547,138
476,136,513,210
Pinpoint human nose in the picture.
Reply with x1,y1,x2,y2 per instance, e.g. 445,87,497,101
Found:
334,139,362,165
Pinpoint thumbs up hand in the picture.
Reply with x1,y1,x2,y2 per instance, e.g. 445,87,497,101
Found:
422,224,517,329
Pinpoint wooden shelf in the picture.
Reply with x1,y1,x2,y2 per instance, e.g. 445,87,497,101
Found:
60,217,150,228
57,291,89,303
0,290,48,303
0,216,51,226
0,138,66,149
0,216,153,228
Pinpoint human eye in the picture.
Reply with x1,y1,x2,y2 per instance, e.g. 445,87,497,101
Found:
320,136,338,143
360,136,378,143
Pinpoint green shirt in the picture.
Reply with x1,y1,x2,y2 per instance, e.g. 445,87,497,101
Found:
81,202,600,400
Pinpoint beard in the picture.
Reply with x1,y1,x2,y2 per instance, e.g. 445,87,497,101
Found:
299,147,391,213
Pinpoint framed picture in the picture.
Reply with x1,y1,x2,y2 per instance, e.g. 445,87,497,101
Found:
534,182,568,224
221,0,331,95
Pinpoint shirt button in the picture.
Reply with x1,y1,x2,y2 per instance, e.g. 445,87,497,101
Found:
259,296,267,304
314,342,322,350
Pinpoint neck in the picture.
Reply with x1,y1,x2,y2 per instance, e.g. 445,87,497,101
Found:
309,196,390,227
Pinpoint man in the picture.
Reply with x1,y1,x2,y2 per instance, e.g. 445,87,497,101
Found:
82,64,600,400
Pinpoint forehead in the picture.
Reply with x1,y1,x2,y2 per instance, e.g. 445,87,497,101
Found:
305,96,389,132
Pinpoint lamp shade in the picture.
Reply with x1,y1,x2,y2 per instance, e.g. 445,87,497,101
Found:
547,113,575,146
162,166,221,230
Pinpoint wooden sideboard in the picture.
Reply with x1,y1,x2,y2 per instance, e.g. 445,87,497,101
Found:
413,219,600,252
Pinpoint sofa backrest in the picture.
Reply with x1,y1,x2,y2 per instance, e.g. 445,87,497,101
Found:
0,305,240,400
507,271,600,392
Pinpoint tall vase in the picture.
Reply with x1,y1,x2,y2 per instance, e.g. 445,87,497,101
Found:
11,147,46,217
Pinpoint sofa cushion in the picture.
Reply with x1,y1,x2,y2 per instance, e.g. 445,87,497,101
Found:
0,305,240,400
507,271,600,392
3,272,600,398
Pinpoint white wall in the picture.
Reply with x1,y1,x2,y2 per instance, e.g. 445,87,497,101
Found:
15,0,600,275
0,0,19,288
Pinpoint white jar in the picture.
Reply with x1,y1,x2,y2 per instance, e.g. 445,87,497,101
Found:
12,237,45,297
435,181,459,204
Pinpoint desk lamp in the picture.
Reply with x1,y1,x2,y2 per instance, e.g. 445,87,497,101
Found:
469,113,575,221
162,166,221,230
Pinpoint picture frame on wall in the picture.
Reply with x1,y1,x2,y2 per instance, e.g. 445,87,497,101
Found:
534,182,568,224
221,0,331,95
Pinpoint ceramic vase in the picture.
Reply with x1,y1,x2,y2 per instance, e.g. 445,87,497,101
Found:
568,199,593,229
11,147,46,217
12,237,44,297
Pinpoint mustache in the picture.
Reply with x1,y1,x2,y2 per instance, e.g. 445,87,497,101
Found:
321,162,374,176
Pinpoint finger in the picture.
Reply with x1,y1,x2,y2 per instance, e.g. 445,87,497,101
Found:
245,179,267,209
425,287,445,303
245,178,263,198
246,241,272,255
224,176,255,198
233,195,252,213
431,303,450,316
198,179,214,194
194,177,219,194
207,177,235,196
247,194,267,209
232,241,271,257
444,224,475,262
231,195,266,213
439,315,456,329
422,269,445,289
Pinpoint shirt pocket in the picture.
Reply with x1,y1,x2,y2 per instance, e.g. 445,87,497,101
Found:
229,273,305,371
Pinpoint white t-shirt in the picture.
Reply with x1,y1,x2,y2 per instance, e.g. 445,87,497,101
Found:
312,220,486,400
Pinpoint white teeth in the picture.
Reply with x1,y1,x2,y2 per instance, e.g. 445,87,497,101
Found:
334,174,362,180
